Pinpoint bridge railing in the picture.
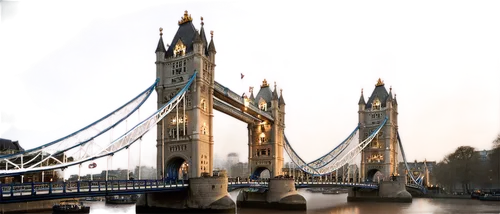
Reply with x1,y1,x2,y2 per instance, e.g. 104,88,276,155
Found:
0,179,190,199
0,179,384,200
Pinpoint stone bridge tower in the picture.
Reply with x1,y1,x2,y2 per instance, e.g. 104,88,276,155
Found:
247,80,286,179
154,11,216,179
358,78,399,182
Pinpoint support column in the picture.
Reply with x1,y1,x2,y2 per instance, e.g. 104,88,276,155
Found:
347,165,350,183
41,152,44,182
127,148,130,180
247,123,253,178
191,79,201,178
162,119,165,180
138,138,142,180
209,87,214,175
106,156,109,181
78,164,81,181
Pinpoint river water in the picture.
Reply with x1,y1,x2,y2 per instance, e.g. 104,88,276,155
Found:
75,189,500,214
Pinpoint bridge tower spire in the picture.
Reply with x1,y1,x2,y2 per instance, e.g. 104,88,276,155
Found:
155,11,216,179
358,78,399,182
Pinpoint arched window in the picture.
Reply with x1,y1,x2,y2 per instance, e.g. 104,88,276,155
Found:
259,102,267,111
174,40,186,57
202,122,207,135
259,133,266,144
201,99,206,111
372,98,381,110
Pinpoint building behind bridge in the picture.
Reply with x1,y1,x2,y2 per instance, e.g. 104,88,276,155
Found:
214,152,250,178
0,138,60,183
398,160,436,187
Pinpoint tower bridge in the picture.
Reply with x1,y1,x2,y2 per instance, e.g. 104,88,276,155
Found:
0,10,425,213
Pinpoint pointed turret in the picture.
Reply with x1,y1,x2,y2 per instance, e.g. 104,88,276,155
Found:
249,86,255,103
279,89,286,106
386,86,393,109
272,82,279,100
358,89,366,105
387,86,393,101
393,94,398,105
208,30,216,62
199,17,209,55
156,28,166,55
193,29,203,55
193,30,202,44
208,31,216,53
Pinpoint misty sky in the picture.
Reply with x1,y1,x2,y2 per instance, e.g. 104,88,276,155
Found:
1,0,499,174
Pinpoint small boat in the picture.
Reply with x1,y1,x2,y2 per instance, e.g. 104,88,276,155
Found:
53,200,90,214
105,194,138,204
478,193,500,201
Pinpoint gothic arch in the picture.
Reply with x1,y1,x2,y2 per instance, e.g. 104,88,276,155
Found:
165,154,190,181
251,167,271,180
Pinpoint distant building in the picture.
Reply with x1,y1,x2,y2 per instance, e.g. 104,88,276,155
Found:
0,138,24,155
0,138,59,183
214,153,250,178
398,159,436,187
227,153,239,165
477,149,492,162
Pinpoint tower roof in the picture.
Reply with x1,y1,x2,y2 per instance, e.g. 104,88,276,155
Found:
358,89,366,105
199,17,209,55
155,28,166,53
279,89,286,105
208,31,216,53
254,79,273,106
166,11,209,58
365,78,390,109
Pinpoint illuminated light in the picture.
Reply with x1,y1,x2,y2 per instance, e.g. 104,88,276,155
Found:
244,97,249,107
244,107,247,111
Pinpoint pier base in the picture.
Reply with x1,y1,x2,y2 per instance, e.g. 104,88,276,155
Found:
347,176,412,203
237,178,306,210
136,176,235,213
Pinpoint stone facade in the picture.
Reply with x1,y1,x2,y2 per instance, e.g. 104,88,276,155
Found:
247,80,286,178
155,11,216,179
358,78,399,182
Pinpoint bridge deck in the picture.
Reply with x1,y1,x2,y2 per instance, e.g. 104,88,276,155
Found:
0,179,385,203
213,81,274,123
213,97,260,124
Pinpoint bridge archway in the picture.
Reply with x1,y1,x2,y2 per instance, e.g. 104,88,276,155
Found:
165,156,189,181
366,169,384,182
251,167,271,180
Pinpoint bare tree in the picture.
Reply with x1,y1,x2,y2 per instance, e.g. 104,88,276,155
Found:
435,146,479,193
494,134,500,149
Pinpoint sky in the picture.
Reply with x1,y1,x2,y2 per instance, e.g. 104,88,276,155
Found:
1,0,499,174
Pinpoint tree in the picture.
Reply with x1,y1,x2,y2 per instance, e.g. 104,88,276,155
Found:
435,146,480,193
489,134,500,188
494,134,500,149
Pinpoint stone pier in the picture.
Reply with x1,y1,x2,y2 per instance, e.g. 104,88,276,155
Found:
347,176,412,202
237,178,306,210
136,175,235,213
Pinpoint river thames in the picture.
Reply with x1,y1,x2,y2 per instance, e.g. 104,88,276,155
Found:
66,189,500,214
